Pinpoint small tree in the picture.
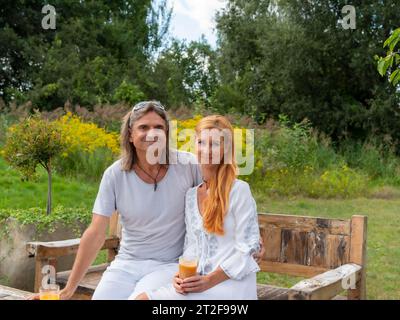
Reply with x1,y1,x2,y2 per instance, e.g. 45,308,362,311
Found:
377,28,400,87
2,114,65,214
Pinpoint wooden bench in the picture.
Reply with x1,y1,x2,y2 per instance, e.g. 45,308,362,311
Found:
0,285,32,300
26,212,367,300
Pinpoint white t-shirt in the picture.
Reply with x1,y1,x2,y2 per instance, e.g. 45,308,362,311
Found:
93,150,202,262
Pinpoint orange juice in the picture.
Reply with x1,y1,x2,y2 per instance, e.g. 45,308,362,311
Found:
39,284,60,300
40,293,60,300
179,257,198,279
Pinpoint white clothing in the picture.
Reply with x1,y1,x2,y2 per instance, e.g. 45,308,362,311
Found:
146,179,261,300
92,258,178,300
92,150,202,262
91,150,202,299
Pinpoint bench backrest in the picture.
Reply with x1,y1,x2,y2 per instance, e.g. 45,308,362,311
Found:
108,212,367,278
258,213,367,278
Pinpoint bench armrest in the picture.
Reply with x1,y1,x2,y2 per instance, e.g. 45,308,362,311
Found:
288,263,362,300
26,236,120,258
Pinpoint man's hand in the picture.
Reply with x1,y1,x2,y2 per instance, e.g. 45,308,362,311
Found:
27,288,74,300
27,293,40,300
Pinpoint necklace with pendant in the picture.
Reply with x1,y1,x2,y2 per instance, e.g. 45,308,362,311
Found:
135,163,163,191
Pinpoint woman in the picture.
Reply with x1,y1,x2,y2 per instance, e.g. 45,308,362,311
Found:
135,115,261,300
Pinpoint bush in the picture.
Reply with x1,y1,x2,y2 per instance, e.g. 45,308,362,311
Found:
248,116,370,198
172,113,376,198
112,80,145,106
0,102,32,146
55,147,115,181
53,112,120,180
309,165,369,198
0,206,91,237
54,112,119,155
253,116,338,173
0,114,11,146
248,164,369,199
170,115,203,153
340,139,400,185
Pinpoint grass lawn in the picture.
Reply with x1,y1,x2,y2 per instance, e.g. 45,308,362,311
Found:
0,157,398,299
0,157,98,210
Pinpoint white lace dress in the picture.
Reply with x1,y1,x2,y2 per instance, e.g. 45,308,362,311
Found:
146,179,261,300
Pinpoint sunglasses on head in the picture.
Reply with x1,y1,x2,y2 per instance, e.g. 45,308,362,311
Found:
129,101,166,128
132,101,166,113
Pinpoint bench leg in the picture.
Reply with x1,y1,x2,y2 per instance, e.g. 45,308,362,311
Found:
348,270,366,300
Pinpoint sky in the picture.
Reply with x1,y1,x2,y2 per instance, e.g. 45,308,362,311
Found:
168,0,227,46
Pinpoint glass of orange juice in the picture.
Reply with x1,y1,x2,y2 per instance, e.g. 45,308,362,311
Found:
179,255,198,279
39,284,60,300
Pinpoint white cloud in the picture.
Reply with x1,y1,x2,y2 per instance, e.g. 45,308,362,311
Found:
169,0,226,45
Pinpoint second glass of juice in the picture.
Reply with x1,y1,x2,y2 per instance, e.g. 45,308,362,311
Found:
178,255,198,279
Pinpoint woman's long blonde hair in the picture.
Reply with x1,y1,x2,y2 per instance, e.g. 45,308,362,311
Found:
195,115,237,235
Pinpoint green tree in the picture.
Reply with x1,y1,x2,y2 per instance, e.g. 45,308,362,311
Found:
0,0,171,108
2,114,66,214
151,38,218,108
112,80,146,105
377,27,400,87
215,0,400,146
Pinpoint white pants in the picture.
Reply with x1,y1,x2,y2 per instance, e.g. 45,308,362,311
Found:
92,257,178,300
147,272,258,300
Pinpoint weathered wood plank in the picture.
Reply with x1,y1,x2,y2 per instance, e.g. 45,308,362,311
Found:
280,229,308,265
57,263,109,283
327,235,350,268
108,211,121,262
258,214,351,235
32,257,57,293
259,261,328,277
348,215,367,300
288,263,362,300
108,211,119,237
257,284,289,300
307,231,327,267
27,237,119,259
261,225,281,262
0,285,32,300
28,238,81,253
57,263,109,293
34,258,44,293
